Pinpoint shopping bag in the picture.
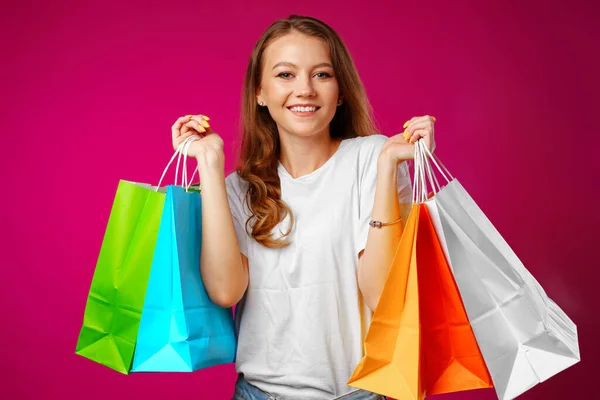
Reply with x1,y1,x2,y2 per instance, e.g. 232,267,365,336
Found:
75,180,166,374
348,145,492,399
418,203,493,395
77,136,236,373
131,184,236,372
348,203,423,400
416,141,580,400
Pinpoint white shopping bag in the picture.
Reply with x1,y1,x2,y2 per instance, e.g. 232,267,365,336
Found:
413,141,580,400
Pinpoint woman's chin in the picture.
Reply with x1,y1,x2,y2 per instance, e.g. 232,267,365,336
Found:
288,129,327,139
280,122,330,138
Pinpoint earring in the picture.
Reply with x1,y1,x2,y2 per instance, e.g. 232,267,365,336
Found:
258,101,264,106
337,99,343,106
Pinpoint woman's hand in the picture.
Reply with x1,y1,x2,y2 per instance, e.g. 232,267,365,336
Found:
171,114,225,169
379,115,436,166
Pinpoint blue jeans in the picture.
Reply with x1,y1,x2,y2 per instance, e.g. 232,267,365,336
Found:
232,375,387,400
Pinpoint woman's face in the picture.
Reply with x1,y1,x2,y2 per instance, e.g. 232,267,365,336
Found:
257,31,340,140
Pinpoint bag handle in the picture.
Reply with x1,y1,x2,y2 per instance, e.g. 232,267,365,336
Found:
413,139,454,202
412,139,420,203
179,137,199,190
413,139,429,204
420,140,441,196
157,135,201,192
420,141,454,184
417,140,428,203
418,141,431,202
413,140,454,203
423,142,440,195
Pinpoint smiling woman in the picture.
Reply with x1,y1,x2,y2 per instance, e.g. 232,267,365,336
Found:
258,36,340,144
170,14,430,400
237,18,389,251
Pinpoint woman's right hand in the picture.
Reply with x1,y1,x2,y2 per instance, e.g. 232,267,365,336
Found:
171,114,225,169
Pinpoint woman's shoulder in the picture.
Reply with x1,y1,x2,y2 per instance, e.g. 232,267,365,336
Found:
347,133,387,147
225,171,253,216
225,170,249,196
345,133,388,159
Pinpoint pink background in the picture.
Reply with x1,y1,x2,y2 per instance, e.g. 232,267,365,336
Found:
2,0,598,398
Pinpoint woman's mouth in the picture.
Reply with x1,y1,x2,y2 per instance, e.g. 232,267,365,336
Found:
287,105,320,116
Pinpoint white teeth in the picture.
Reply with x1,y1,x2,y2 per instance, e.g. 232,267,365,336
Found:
290,106,317,113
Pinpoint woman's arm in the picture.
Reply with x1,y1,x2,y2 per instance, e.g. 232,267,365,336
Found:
357,159,404,312
358,115,435,312
172,116,248,308
198,162,249,308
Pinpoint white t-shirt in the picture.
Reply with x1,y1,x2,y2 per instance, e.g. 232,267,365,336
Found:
225,134,413,400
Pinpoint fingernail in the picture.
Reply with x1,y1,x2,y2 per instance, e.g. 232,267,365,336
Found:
202,116,210,121
410,137,415,144
431,116,436,122
185,115,192,119
403,120,410,129
201,120,210,128
198,126,206,132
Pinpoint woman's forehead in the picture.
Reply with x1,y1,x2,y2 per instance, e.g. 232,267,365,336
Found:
263,32,332,67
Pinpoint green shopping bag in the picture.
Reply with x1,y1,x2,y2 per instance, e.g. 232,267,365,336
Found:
76,136,203,373
75,180,166,373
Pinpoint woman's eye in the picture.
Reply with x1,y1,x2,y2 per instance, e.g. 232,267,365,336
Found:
276,72,332,79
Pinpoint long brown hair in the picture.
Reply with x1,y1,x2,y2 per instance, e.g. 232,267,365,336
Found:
236,15,378,248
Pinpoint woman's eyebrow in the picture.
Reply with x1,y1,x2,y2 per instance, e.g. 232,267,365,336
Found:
272,62,334,70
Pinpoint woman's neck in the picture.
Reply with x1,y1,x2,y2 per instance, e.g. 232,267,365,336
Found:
278,131,342,179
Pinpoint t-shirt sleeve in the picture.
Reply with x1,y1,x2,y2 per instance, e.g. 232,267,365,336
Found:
225,172,250,258
355,135,413,257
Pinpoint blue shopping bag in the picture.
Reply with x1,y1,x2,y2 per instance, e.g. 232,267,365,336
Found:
131,184,237,372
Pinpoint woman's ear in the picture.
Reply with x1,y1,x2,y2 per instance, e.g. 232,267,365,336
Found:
256,87,264,106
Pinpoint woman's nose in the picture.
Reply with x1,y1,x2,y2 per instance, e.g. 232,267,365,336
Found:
295,75,315,97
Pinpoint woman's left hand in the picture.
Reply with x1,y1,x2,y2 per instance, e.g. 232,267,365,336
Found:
379,115,436,165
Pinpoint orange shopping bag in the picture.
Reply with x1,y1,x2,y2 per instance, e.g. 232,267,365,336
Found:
418,204,492,395
348,203,492,399
348,203,424,400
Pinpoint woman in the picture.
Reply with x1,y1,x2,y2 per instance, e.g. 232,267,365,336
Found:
171,15,435,400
